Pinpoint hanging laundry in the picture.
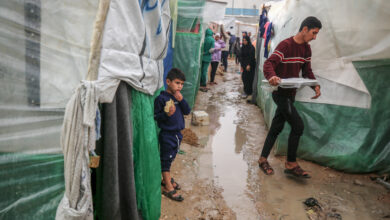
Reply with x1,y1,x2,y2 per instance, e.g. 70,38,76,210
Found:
264,22,273,58
259,9,268,37
263,21,270,39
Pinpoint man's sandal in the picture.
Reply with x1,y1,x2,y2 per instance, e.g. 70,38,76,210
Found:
284,165,311,178
162,189,184,202
259,161,274,175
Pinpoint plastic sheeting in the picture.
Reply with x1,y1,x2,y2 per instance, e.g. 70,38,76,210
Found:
176,0,204,33
263,0,390,109
0,0,98,218
0,153,64,219
169,0,205,108
0,0,98,150
173,32,203,108
0,1,98,108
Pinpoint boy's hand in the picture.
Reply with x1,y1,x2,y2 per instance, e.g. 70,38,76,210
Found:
246,65,250,71
311,85,321,99
167,105,176,116
174,91,183,102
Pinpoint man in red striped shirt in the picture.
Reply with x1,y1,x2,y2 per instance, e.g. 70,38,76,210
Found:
258,16,322,178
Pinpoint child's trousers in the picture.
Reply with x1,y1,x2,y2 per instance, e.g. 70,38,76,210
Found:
159,130,183,172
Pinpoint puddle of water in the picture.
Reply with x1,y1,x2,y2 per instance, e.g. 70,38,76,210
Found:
209,107,260,219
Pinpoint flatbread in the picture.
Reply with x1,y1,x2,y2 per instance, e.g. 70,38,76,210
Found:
164,98,175,113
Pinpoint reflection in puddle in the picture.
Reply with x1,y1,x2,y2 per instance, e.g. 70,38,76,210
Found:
210,107,259,219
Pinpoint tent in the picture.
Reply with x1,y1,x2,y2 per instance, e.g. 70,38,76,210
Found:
1,0,170,217
172,0,227,108
256,0,390,173
0,0,223,219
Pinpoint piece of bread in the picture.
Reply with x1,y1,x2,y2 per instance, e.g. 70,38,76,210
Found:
164,99,174,113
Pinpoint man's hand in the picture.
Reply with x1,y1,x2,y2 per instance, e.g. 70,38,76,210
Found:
167,105,176,116
246,65,250,71
174,91,183,102
311,85,321,99
268,76,281,86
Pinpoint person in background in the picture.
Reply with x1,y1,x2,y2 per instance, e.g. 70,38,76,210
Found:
228,32,236,58
242,31,247,43
209,33,225,85
240,36,256,99
200,28,215,92
258,16,322,178
220,26,230,72
233,37,241,65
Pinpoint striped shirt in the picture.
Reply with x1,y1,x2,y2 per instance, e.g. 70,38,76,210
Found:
263,37,316,96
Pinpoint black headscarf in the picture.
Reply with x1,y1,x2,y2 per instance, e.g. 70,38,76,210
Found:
240,36,255,69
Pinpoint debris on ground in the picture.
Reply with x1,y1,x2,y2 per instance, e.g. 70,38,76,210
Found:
181,128,199,146
304,197,324,220
303,197,342,220
353,179,364,186
304,197,321,208
191,111,209,126
370,175,390,190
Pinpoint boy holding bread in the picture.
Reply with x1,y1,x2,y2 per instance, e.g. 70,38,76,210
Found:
154,68,191,201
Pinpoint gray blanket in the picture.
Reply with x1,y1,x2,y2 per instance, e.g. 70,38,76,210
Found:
94,81,140,220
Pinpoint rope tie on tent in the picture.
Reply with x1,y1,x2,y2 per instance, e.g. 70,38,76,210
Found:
86,0,111,81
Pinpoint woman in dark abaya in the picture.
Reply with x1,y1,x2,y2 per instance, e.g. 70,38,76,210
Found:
240,35,256,98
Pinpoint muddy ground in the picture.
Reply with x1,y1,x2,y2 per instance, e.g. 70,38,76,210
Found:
160,61,390,220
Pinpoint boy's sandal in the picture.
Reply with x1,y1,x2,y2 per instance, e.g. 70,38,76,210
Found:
161,178,181,190
171,178,181,190
259,161,274,175
162,189,184,202
284,165,311,178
